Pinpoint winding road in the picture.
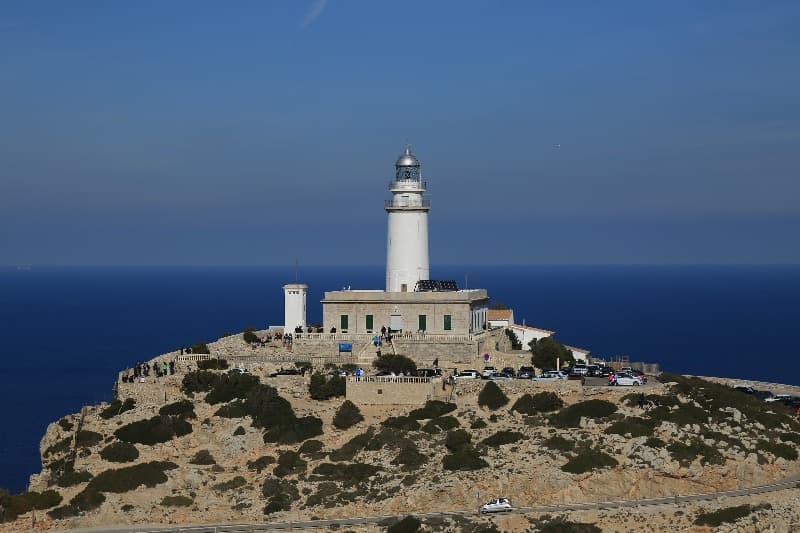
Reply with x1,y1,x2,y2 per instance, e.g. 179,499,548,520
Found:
62,476,800,533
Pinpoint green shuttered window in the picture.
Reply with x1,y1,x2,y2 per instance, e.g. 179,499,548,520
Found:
366,314,373,331
340,315,348,331
418,315,427,332
444,315,452,331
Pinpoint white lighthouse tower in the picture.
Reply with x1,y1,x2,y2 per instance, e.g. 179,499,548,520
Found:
283,283,307,333
385,146,430,292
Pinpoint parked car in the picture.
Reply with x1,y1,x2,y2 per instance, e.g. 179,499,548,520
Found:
765,394,791,403
327,369,348,377
229,367,250,375
479,498,512,514
517,366,535,379
534,370,568,382
455,370,481,379
589,365,613,377
571,364,589,375
610,372,642,386
629,369,648,383
416,368,442,378
501,366,515,376
489,372,513,381
752,389,773,401
268,368,301,377
482,366,497,379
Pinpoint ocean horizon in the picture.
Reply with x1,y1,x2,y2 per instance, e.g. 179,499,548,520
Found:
1,264,799,492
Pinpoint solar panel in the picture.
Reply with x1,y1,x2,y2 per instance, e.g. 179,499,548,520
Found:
414,280,459,292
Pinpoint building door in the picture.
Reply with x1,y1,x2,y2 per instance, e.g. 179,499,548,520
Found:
390,314,402,332
418,315,427,332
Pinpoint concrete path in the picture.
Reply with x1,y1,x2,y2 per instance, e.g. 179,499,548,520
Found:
60,476,800,533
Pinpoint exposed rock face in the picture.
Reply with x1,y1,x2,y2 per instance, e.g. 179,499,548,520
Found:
3,338,800,532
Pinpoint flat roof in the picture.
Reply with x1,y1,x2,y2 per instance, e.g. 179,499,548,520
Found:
322,288,489,304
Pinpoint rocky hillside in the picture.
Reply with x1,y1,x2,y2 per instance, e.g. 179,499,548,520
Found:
2,355,800,532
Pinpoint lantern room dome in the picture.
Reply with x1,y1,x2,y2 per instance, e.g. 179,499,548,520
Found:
395,146,420,167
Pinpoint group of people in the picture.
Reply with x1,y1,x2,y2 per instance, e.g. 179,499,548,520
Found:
120,360,177,383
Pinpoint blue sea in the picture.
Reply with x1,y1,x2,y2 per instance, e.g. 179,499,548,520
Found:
1,265,799,492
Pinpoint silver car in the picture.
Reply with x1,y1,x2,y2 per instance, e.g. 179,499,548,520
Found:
479,497,512,514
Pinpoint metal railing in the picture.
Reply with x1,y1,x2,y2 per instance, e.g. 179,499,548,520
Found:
384,199,431,209
388,179,427,190
348,376,435,384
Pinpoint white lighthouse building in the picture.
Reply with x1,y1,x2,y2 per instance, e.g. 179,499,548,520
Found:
283,283,307,333
385,146,430,293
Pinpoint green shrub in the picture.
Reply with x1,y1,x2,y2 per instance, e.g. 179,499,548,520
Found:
70,486,105,512
161,495,193,507
478,381,509,410
189,449,216,465
158,399,196,418
99,398,136,420
55,464,93,488
206,372,260,404
308,373,346,400
243,328,260,344
668,439,724,466
263,416,323,444
76,430,103,447
542,435,574,452
330,430,374,462
58,418,74,431
391,442,427,470
1,489,63,521
470,418,487,429
273,451,307,478
409,401,457,420
310,462,380,486
181,370,218,395
645,437,666,448
244,384,323,444
190,343,212,355
262,478,300,515
114,415,192,445
442,445,488,471
530,337,574,369
511,392,564,415
99,441,139,463
298,439,324,456
422,415,460,434
215,400,247,418
387,515,422,533
87,461,177,493
605,417,657,438
550,400,617,428
213,476,248,492
757,440,798,461
219,331,233,339
562,447,618,474
233,425,246,436
382,416,421,431
445,429,472,452
481,430,525,447
44,437,72,458
780,432,800,444
694,504,754,527
333,400,364,430
246,455,276,473
372,353,417,375
538,517,602,533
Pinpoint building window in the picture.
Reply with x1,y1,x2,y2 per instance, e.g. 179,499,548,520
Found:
401,283,407,292
418,314,427,332
366,314,373,331
340,315,348,331
444,314,452,331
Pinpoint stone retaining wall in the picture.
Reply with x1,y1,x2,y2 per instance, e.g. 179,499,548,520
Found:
346,377,440,405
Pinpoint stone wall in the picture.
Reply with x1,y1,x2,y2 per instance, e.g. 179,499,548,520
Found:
346,377,440,405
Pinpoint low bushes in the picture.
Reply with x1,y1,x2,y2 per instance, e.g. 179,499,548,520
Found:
206,372,260,404
308,373,346,400
329,430,374,462
44,437,72,458
332,400,364,430
99,441,139,463
550,400,617,428
245,384,323,444
243,328,260,344
246,455,275,473
391,442,427,470
58,418,74,431
189,450,216,465
372,353,417,375
53,461,93,488
542,435,574,452
382,416,421,431
233,425,246,435
0,490,62,522
114,415,192,445
87,461,178,493
215,400,247,418
298,439,325,458
213,476,248,492
605,417,657,438
76,430,103,448
161,495,193,507
181,370,218,395
668,439,724,466
481,430,525,447
561,447,618,474
262,478,300,515
409,401,456,420
511,392,564,415
48,487,104,519
273,451,307,478
387,516,422,533
478,381,509,410
694,504,767,527
421,416,460,434
757,440,798,461
158,399,196,418
99,398,136,420
310,462,380,486
442,429,487,471
189,343,211,355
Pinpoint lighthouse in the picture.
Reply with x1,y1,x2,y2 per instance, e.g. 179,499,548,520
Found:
385,146,430,293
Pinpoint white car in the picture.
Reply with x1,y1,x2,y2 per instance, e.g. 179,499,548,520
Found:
611,372,643,386
765,394,791,403
455,370,481,379
480,497,512,514
482,366,497,378
488,372,512,381
534,371,567,382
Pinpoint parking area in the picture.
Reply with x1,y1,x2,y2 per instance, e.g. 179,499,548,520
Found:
583,376,660,389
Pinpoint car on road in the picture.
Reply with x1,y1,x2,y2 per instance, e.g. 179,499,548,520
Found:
517,366,535,379
482,366,497,379
610,372,643,386
534,370,568,382
455,370,481,379
479,498,512,514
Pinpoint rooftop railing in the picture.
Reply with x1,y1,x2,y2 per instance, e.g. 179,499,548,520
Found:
389,180,427,190
385,199,431,209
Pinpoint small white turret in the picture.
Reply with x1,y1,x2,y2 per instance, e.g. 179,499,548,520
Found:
283,283,307,333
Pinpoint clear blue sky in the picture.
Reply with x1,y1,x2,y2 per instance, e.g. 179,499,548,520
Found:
1,1,798,265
